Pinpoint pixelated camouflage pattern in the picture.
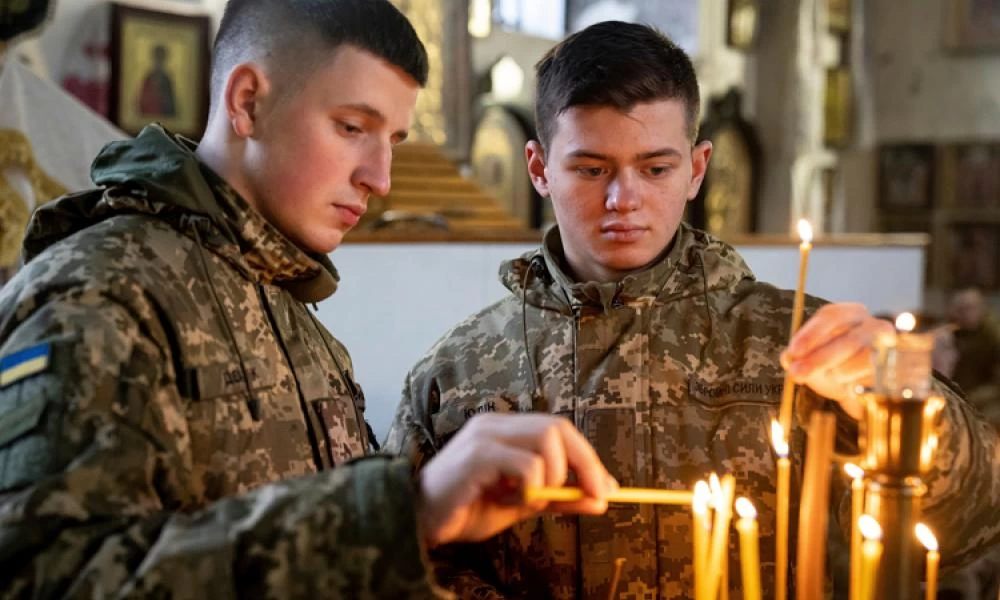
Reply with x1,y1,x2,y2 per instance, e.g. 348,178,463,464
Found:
385,223,1000,599
0,125,447,599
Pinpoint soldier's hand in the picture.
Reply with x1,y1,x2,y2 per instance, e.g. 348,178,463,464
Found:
781,302,893,420
416,413,617,548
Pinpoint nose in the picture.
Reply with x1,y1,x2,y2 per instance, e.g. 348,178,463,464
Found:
353,142,392,198
605,170,641,212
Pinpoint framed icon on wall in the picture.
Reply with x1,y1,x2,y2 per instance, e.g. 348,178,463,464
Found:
109,4,211,138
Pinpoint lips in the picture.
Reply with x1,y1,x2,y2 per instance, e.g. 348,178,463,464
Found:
601,222,647,242
334,204,365,227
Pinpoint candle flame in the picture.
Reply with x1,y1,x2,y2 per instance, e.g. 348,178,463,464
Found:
735,497,757,519
693,480,711,513
708,473,722,507
895,312,916,332
915,523,938,552
844,463,864,480
770,420,789,457
859,515,883,541
797,219,813,244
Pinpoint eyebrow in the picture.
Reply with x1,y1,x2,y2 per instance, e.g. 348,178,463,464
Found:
339,102,409,143
565,147,684,161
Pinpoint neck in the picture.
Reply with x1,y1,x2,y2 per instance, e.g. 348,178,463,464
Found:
195,121,258,211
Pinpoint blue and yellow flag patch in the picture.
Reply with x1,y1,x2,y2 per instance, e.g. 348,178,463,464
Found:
0,343,51,387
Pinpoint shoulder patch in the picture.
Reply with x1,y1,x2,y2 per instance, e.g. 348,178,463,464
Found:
0,396,46,448
0,342,51,388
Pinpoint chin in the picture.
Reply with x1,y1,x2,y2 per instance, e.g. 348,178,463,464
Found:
601,250,660,272
302,229,346,255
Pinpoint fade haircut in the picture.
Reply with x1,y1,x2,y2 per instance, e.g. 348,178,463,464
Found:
534,21,700,149
210,0,428,114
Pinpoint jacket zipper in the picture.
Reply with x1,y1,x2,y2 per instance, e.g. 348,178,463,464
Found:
257,285,326,472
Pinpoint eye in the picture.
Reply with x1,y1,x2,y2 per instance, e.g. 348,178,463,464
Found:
336,120,364,136
644,165,672,177
575,166,606,178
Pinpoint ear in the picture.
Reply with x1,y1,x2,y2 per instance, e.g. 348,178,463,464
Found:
525,140,551,198
224,63,271,138
686,140,713,201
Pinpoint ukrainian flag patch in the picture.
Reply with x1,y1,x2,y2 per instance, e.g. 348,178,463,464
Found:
0,343,51,387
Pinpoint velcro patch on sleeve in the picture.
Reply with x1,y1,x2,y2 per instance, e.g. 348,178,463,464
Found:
0,396,46,448
0,342,51,388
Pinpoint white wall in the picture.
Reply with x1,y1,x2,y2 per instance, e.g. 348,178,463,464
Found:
317,242,925,440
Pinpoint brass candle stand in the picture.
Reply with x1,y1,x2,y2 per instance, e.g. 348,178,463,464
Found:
857,328,945,600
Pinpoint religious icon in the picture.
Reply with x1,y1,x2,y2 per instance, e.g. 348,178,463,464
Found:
948,224,1000,290
137,44,178,118
691,89,761,238
947,0,1000,50
109,4,210,138
878,145,935,211
952,144,1000,208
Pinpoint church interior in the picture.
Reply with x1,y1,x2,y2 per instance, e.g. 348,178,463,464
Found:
2,0,1000,598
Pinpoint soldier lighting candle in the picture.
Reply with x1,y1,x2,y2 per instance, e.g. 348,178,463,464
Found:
779,219,813,433
844,463,865,600
734,498,762,600
915,524,939,600
771,420,791,600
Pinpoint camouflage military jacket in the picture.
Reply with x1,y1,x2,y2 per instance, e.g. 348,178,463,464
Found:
385,223,1000,600
0,126,445,599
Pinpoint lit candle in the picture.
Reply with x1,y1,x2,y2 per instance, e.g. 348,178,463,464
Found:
895,312,916,334
708,474,727,600
771,420,791,600
523,486,692,505
858,515,883,600
735,498,762,600
779,219,813,432
915,523,939,600
844,463,865,600
693,481,712,600
706,474,736,600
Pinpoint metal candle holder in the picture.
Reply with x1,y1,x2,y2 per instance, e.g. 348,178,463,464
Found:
858,329,945,599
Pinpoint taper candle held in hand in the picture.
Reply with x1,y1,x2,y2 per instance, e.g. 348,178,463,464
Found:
779,219,813,432
915,523,939,600
523,486,693,505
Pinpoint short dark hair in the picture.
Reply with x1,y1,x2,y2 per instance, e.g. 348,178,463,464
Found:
534,21,700,148
211,0,428,108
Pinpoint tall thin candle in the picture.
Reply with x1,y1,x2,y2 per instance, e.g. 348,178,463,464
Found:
693,481,712,600
735,498,762,600
859,516,884,600
771,420,791,600
844,463,865,600
915,524,939,600
779,219,813,432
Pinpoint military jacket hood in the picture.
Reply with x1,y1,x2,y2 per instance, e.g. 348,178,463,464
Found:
23,124,338,302
500,222,755,314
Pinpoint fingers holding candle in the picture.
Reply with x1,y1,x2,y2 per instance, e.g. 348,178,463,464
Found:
781,303,894,417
